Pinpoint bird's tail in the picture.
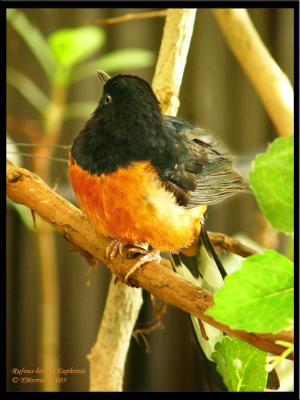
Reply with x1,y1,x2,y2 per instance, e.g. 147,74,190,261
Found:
170,225,226,295
168,218,227,360
199,223,227,279
174,216,227,287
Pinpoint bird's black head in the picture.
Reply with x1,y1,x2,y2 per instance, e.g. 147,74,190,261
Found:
92,73,164,139
71,72,185,174
102,74,160,112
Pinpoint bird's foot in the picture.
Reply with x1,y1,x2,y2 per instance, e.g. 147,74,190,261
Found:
105,240,161,284
105,239,127,260
125,249,161,283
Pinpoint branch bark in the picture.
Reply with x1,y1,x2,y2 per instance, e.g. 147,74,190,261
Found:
152,8,197,115
212,9,294,137
207,231,258,258
6,161,294,360
88,280,143,391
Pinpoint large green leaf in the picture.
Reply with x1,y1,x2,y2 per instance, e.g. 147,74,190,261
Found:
48,26,105,68
212,337,267,392
249,136,294,233
71,48,155,83
206,250,294,333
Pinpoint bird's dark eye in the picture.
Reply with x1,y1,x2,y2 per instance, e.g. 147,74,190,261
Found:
104,94,112,105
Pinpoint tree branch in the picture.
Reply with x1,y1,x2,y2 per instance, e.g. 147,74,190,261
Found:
84,10,167,26
152,8,197,115
208,231,258,258
6,161,294,360
212,9,293,137
87,280,143,391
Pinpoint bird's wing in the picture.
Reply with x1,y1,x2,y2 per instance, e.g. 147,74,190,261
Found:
160,115,247,208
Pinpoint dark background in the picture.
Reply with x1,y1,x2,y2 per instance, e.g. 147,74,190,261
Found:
6,8,294,392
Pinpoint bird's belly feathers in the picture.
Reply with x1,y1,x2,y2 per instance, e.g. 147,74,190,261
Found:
68,158,206,252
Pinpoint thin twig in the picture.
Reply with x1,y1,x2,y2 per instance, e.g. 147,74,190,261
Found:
6,142,71,149
30,209,37,230
84,10,167,26
133,320,164,351
133,295,167,348
198,319,209,341
208,231,258,258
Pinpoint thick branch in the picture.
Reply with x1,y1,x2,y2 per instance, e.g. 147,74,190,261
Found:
87,280,143,391
212,9,293,137
6,161,294,360
152,8,197,115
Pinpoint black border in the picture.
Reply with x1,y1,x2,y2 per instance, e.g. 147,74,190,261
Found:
1,0,299,8
3,0,299,397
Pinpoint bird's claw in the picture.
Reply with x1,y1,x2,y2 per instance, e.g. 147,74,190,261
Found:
125,250,161,283
105,239,126,260
106,241,161,285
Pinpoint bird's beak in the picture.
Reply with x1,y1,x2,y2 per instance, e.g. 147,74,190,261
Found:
97,70,111,84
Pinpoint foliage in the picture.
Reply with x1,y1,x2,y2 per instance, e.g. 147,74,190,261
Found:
206,249,293,333
206,134,294,391
249,136,294,233
212,337,268,392
48,26,105,69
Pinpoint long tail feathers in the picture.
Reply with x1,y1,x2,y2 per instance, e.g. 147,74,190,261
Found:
199,225,227,279
168,238,225,361
169,216,227,292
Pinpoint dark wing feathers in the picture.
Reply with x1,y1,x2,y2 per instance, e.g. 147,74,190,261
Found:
161,115,247,207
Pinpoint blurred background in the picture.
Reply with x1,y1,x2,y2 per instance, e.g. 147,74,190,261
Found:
6,8,294,392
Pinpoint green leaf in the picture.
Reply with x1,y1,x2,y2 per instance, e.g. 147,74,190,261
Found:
249,136,294,233
7,9,56,77
212,337,267,392
7,67,49,113
206,250,294,333
71,48,155,83
48,26,105,68
96,48,155,73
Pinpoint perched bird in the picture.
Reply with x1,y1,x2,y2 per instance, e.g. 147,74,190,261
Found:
68,71,246,282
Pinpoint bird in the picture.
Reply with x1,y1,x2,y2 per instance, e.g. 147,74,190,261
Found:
68,71,247,283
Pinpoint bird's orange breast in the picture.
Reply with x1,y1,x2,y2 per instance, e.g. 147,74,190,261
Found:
68,156,206,252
